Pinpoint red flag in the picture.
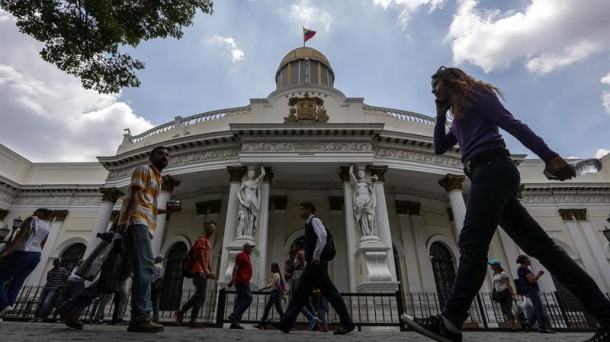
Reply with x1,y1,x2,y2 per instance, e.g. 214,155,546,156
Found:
303,28,316,43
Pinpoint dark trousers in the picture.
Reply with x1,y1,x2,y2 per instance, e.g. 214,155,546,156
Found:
228,283,252,324
180,274,208,323
526,288,548,329
260,289,284,324
280,262,353,328
441,156,610,328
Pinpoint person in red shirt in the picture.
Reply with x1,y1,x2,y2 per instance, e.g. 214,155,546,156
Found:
227,242,254,329
175,221,217,328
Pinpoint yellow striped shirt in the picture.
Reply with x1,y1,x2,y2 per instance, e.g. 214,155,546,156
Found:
120,164,163,235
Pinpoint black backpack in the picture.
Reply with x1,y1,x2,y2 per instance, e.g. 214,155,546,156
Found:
320,227,336,261
181,247,195,278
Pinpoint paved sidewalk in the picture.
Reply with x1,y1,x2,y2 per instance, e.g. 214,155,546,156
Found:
0,321,595,341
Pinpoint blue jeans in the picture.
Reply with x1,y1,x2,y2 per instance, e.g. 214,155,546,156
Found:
526,288,548,329
0,251,41,310
228,283,253,323
65,224,154,323
260,289,284,324
34,287,60,319
441,156,610,328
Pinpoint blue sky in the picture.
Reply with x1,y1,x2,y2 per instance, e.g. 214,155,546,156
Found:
1,0,609,162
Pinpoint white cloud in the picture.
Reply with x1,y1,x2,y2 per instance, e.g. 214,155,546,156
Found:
595,149,610,159
602,91,610,115
601,72,610,85
372,0,446,29
210,35,245,62
446,0,610,74
0,18,153,162
282,0,332,33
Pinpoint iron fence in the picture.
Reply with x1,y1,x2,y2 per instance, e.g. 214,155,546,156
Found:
3,285,605,332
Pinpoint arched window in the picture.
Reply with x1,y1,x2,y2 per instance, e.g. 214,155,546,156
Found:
60,243,86,272
160,242,187,311
430,242,456,307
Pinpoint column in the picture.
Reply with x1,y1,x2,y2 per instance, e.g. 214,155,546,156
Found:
84,187,123,257
27,210,68,285
369,165,397,283
575,210,610,291
396,200,423,292
340,166,358,292
270,196,287,267
151,175,181,256
219,166,247,288
329,196,348,291
438,174,467,237
256,167,272,288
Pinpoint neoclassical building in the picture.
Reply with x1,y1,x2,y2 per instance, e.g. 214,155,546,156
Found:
1,47,609,309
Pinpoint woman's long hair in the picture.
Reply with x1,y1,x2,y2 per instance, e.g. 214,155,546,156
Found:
271,262,281,276
431,66,504,120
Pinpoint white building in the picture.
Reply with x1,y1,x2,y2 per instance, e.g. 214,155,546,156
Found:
1,47,609,310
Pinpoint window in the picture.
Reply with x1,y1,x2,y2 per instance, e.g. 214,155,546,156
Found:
430,242,456,307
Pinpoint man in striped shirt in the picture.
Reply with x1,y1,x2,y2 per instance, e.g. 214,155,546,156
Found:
59,146,180,333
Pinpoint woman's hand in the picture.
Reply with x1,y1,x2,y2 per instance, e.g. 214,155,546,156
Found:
435,99,451,117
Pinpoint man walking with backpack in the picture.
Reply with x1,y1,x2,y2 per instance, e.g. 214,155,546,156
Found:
175,221,217,328
275,202,355,335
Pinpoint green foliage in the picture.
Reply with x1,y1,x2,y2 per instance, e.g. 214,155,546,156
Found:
0,0,213,93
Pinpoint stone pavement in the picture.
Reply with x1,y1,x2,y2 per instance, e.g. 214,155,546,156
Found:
0,321,596,342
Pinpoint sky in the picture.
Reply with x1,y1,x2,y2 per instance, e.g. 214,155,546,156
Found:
1,0,609,163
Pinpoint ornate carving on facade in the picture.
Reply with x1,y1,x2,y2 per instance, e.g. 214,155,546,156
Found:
558,209,574,221
375,149,462,168
368,165,388,182
270,196,288,210
196,200,222,215
395,200,421,216
438,174,466,192
100,187,124,203
339,166,350,183
51,210,69,221
227,166,248,183
0,209,8,221
573,209,587,221
162,175,182,192
329,196,344,211
263,167,274,183
241,142,372,153
284,92,329,123
521,194,610,204
12,195,102,206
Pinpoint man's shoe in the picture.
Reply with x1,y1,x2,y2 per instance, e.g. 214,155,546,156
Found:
333,325,356,335
583,328,610,342
308,317,319,330
175,311,184,326
91,319,104,325
127,317,164,333
57,305,83,330
539,328,555,334
229,323,245,329
187,322,205,329
0,306,13,318
400,314,462,342
274,322,290,333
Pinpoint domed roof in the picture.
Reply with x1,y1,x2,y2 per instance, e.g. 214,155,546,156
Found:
278,47,331,70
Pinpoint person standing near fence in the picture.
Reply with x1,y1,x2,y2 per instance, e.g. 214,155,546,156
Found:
254,262,285,330
227,242,255,329
175,221,217,328
32,258,68,322
51,258,86,321
488,259,517,331
400,66,610,342
58,146,180,332
276,202,355,335
151,255,165,323
0,208,53,319
516,255,554,333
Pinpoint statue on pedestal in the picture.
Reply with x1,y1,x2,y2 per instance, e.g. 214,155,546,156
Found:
350,165,376,237
237,166,265,237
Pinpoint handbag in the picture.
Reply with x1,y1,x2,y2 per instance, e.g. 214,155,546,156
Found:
491,288,510,303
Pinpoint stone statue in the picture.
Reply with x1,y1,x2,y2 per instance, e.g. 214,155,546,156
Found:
237,166,265,237
350,165,376,237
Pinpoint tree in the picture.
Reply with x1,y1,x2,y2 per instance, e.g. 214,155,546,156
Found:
0,0,213,93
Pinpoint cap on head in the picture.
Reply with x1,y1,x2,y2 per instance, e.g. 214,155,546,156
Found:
243,242,255,249
154,255,165,262
53,257,63,265
487,259,501,266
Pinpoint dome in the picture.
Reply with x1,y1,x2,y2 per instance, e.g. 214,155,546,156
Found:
275,47,335,90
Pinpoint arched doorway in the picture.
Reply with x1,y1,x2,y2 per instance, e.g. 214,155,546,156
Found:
430,242,456,307
160,242,187,311
60,243,86,272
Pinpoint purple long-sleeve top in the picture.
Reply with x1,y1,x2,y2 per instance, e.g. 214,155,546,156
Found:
433,84,558,165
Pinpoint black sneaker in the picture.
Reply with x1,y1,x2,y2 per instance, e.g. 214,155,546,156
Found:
229,323,244,329
539,328,555,334
584,328,610,342
400,314,462,342
274,322,290,333
333,325,356,335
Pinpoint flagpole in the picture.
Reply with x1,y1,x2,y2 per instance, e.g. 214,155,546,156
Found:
303,26,305,47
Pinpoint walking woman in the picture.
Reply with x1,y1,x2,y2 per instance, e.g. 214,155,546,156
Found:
401,66,610,342
254,262,285,329
489,259,517,330
0,208,53,318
